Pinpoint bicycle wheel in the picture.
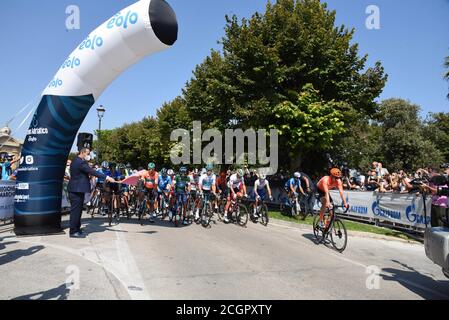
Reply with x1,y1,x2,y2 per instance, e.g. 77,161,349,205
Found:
201,202,213,228
108,201,113,227
312,214,325,244
89,193,100,217
260,204,269,226
217,200,226,221
236,204,248,227
138,200,147,225
330,219,348,253
87,193,96,216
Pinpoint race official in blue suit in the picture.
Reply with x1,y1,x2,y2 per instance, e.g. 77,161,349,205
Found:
68,148,115,238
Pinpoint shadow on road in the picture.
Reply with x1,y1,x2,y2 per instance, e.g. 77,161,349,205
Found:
12,283,70,300
302,233,319,244
381,259,449,300
0,245,44,266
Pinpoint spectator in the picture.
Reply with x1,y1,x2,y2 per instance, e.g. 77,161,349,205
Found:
398,171,413,193
422,172,448,227
378,162,389,176
64,160,72,182
0,155,19,181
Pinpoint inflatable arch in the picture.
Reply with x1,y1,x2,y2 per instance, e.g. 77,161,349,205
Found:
14,0,178,235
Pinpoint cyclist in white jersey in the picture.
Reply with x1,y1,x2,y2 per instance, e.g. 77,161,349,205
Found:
198,164,217,220
252,173,273,218
224,169,248,223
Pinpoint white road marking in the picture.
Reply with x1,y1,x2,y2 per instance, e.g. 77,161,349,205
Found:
3,228,151,300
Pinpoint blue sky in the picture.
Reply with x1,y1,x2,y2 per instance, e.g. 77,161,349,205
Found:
1,0,448,149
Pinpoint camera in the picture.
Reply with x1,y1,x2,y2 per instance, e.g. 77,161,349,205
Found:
440,163,449,169
437,187,449,197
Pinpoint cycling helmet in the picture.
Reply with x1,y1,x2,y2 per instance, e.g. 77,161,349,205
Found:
330,168,342,178
167,169,174,176
101,161,109,169
180,167,187,174
160,168,168,176
126,163,132,169
206,164,214,171
294,172,301,179
148,162,156,170
259,174,267,180
201,168,207,175
236,169,244,177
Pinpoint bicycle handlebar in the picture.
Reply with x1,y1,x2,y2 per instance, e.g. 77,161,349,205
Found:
332,204,350,214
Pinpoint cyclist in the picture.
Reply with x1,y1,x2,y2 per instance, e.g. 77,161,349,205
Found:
108,163,124,217
167,169,176,213
96,161,112,216
173,166,191,225
224,169,247,223
141,162,159,222
252,172,273,218
299,171,317,216
284,172,305,207
198,164,217,221
188,168,201,221
118,164,131,214
317,168,349,229
157,168,172,216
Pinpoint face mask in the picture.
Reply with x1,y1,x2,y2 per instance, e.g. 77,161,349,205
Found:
85,155,91,161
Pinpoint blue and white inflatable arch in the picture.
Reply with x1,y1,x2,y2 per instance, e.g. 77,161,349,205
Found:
14,0,178,235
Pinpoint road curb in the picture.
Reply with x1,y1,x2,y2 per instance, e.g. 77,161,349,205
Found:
269,218,421,245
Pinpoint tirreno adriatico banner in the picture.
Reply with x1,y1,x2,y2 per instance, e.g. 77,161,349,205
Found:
14,0,178,235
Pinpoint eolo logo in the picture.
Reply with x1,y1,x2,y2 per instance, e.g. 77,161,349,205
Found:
61,56,81,70
79,34,104,51
48,78,63,88
107,11,138,29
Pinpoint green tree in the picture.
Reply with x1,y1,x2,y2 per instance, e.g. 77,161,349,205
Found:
270,84,346,167
375,99,443,171
423,112,449,163
183,0,387,170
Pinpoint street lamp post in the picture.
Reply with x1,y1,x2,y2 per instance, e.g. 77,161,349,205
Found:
96,105,105,162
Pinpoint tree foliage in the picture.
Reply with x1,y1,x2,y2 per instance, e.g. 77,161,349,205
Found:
90,1,448,175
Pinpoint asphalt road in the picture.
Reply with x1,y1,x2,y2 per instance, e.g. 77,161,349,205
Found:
0,213,448,300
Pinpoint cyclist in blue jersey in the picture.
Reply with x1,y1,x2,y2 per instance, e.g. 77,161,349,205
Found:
284,172,305,206
96,161,112,215
157,168,172,216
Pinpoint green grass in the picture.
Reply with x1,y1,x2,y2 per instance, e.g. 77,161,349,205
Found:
268,211,419,242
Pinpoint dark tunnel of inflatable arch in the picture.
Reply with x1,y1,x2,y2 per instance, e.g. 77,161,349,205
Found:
149,0,178,46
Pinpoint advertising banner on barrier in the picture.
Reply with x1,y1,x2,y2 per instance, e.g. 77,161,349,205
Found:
0,181,16,220
329,190,431,229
